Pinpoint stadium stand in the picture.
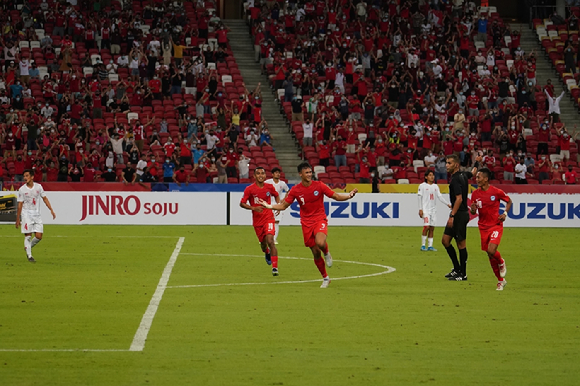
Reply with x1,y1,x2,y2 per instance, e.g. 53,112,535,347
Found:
0,0,285,185
243,0,580,186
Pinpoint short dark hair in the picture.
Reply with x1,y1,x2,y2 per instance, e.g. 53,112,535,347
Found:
446,154,460,164
478,167,492,180
424,169,434,181
271,167,281,174
254,166,265,173
297,162,312,173
23,169,35,176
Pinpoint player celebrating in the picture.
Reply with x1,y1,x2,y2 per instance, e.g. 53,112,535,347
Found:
470,168,513,291
418,170,451,251
443,154,481,281
265,167,289,244
16,169,57,263
259,162,358,288
240,167,281,276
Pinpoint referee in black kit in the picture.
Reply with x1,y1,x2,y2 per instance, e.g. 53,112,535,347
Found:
442,154,482,281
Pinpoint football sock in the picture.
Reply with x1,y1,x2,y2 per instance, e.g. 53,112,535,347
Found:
421,235,427,246
24,236,32,257
459,248,468,276
321,243,329,255
31,237,41,248
445,245,460,272
493,251,504,265
314,257,327,278
489,258,501,280
271,255,278,269
274,223,280,241
428,238,433,248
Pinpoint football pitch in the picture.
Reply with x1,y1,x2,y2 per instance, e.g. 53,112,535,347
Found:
0,225,578,386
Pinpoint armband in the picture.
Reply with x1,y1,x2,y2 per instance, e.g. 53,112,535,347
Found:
263,203,273,209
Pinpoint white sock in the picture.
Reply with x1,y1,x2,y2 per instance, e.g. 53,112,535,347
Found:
24,236,32,257
421,235,427,246
275,222,280,241
428,238,434,248
31,237,41,248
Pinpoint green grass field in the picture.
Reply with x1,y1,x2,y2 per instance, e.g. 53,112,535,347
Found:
0,224,579,386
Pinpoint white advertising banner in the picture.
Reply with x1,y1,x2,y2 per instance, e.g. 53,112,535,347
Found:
0,191,227,225
232,192,580,228
2,191,578,227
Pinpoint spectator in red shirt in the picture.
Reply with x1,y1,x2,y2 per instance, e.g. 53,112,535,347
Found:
502,152,516,182
564,165,578,184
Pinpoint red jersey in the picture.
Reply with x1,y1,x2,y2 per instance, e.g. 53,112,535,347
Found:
471,185,510,230
241,183,278,226
284,181,334,227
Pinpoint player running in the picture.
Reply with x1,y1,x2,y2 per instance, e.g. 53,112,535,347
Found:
265,167,289,245
418,170,451,251
259,162,358,288
16,169,57,263
240,167,281,276
470,168,513,291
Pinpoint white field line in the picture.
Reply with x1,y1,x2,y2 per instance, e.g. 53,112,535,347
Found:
129,237,185,352
0,349,129,352
168,253,396,289
0,235,178,238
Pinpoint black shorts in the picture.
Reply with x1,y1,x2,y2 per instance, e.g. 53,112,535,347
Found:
444,211,469,242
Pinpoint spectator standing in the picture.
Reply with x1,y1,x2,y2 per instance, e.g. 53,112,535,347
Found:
564,165,578,184
503,152,516,182
514,158,529,184
302,118,313,146
537,155,551,183
545,89,565,122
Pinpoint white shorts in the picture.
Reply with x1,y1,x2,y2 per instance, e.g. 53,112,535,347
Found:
21,215,43,234
423,211,436,227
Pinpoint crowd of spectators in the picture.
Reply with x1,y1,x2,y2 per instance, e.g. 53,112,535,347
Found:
0,0,285,185
247,0,579,185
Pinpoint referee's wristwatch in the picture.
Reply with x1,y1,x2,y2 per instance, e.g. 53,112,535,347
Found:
449,214,455,218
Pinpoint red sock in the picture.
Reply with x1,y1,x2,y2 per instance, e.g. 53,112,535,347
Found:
493,251,504,265
314,257,327,278
271,255,278,269
264,247,270,254
489,258,501,280
321,243,329,255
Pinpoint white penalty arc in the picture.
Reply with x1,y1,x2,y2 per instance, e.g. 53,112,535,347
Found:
167,253,396,289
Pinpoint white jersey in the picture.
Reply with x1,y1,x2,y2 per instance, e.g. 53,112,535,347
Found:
17,182,46,216
265,178,289,203
418,182,449,213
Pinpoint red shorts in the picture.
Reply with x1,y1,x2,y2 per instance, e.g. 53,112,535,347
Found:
302,220,328,248
479,226,503,251
254,220,276,243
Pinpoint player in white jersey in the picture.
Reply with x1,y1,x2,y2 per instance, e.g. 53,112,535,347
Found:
16,169,56,263
264,167,289,244
418,169,451,252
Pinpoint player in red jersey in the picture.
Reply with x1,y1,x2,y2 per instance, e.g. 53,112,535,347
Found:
470,168,513,291
240,167,280,276
259,162,358,288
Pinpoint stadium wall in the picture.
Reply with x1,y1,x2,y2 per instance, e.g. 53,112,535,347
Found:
1,191,578,228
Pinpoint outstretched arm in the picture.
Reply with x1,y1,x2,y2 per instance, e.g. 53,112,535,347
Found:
331,188,358,201
259,199,291,211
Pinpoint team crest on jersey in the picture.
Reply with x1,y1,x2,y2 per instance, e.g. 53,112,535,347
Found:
313,191,319,196
491,196,496,201
266,192,270,196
